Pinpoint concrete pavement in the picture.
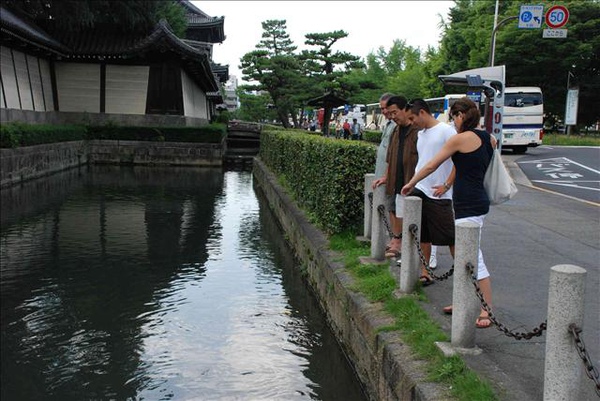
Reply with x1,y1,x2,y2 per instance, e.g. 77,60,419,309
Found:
418,156,599,400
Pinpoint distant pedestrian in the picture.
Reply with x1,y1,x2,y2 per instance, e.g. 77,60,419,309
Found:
342,119,351,139
350,118,361,140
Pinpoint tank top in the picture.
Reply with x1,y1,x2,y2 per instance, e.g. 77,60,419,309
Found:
451,129,494,219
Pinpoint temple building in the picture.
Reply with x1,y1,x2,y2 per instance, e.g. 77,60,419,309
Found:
0,0,228,126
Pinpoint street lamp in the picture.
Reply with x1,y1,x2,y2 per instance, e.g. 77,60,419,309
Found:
489,15,518,66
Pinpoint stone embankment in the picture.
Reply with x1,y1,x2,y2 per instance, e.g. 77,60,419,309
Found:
253,158,450,401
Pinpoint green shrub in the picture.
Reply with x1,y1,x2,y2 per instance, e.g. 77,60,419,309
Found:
363,130,382,144
0,122,87,148
87,124,226,143
260,129,376,234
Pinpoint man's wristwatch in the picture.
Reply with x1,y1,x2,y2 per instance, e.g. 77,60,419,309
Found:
443,182,451,190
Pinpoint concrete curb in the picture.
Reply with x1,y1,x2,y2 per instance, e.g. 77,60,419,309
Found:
253,157,454,401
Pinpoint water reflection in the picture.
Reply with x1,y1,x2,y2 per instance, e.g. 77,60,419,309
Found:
1,165,365,400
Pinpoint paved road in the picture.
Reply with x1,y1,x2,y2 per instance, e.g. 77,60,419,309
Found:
508,145,600,204
419,154,599,400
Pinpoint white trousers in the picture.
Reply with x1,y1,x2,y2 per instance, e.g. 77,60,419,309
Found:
455,214,489,280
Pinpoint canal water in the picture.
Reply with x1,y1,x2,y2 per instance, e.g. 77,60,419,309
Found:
0,165,366,401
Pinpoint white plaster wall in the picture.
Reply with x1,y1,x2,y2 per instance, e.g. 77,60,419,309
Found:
27,55,45,111
105,65,149,114
181,70,208,119
55,62,100,112
39,59,54,111
13,50,34,110
1,46,55,111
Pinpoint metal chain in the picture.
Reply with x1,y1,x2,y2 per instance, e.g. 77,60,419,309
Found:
376,204,393,239
408,224,454,281
465,262,547,340
569,324,600,397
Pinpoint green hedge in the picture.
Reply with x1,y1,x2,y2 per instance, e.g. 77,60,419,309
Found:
260,129,376,234
0,122,88,148
87,124,226,143
0,122,227,148
363,129,382,144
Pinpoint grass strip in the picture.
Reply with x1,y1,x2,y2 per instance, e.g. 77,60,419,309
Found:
330,231,498,401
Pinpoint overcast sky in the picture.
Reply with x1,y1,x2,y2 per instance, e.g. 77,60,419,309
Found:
194,1,454,84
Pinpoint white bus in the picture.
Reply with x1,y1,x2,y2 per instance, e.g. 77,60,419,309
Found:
424,94,467,123
365,102,383,130
501,86,544,153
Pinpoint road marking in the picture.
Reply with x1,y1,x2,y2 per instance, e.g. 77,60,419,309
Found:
532,180,600,192
519,157,600,175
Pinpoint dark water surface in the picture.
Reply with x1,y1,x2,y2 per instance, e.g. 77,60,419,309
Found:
1,165,366,401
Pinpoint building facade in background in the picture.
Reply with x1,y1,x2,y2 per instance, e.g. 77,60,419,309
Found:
0,0,229,126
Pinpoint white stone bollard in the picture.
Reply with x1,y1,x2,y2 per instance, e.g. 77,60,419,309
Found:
451,221,482,349
398,196,422,294
369,184,387,261
543,264,587,401
364,173,375,239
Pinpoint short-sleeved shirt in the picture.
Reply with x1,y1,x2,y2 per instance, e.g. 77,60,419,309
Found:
414,122,457,200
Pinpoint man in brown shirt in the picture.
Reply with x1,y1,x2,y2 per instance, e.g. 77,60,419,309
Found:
373,95,419,257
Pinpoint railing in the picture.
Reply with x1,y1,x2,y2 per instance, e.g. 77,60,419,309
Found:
362,179,599,399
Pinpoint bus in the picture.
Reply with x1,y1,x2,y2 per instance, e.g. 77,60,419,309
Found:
501,86,544,153
365,102,382,130
424,94,467,123
333,104,367,128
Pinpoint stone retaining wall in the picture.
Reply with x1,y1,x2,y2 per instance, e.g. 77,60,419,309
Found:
88,140,223,167
0,141,88,188
252,157,449,401
1,140,223,188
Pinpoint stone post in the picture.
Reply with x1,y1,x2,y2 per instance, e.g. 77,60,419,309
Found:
369,184,387,261
363,173,375,239
451,221,481,349
543,264,587,401
398,196,422,295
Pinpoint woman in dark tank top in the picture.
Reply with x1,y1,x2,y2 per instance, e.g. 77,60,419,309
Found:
400,97,495,328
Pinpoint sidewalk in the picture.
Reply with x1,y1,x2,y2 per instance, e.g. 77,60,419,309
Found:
419,156,599,400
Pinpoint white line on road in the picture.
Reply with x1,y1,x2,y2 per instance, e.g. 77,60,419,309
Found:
531,180,600,192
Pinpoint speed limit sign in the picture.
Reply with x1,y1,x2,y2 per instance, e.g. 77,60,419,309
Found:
545,5,569,29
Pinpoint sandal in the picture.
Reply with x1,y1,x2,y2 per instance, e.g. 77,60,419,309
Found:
385,248,400,258
476,315,492,329
419,275,434,287
442,305,453,315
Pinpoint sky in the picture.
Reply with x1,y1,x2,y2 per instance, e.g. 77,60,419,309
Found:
193,1,454,84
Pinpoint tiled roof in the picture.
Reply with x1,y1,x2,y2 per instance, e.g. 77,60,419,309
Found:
0,5,69,55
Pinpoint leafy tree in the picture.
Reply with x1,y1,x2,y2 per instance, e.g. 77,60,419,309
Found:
494,0,600,127
257,20,297,56
239,20,304,128
436,0,599,127
300,30,363,135
236,91,277,123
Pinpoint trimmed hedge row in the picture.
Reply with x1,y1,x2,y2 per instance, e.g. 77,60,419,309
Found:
0,122,88,148
87,124,226,143
363,129,382,144
260,129,376,234
0,122,227,148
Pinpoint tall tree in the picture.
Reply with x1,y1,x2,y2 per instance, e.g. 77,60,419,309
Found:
239,20,303,127
300,30,363,136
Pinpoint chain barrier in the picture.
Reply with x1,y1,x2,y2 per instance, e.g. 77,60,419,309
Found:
368,191,394,239
465,262,547,340
569,324,600,397
408,224,453,281
376,204,393,239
